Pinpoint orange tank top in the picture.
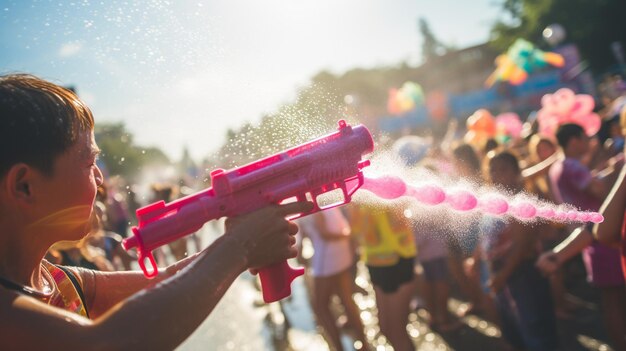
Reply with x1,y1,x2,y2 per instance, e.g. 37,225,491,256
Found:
41,261,89,318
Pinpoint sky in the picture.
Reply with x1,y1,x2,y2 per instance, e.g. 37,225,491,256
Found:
0,0,502,162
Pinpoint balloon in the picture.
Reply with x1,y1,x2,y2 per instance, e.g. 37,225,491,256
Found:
467,109,496,135
426,90,449,121
401,81,425,107
537,88,601,137
486,38,564,87
387,89,403,115
465,109,496,147
387,81,425,115
464,130,491,147
496,112,523,140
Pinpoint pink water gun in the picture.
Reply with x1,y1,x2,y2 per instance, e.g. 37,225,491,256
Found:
122,120,374,302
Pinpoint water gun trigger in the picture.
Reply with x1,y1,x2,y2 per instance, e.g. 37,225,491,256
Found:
311,182,351,212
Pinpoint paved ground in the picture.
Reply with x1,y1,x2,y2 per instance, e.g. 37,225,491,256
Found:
265,258,615,351
178,227,615,351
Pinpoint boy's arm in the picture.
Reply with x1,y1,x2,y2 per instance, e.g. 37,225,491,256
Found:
0,236,246,350
594,166,626,247
74,249,204,319
0,202,310,350
489,221,538,293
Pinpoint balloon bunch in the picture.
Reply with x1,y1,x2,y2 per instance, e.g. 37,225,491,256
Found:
387,81,424,115
486,38,565,87
537,88,601,137
464,109,523,146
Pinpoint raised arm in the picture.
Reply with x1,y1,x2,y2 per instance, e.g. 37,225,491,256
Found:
594,167,626,247
0,201,312,350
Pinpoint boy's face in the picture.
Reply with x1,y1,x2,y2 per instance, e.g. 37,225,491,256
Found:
569,133,590,155
28,130,103,241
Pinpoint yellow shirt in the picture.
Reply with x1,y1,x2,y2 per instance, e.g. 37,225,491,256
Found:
351,206,416,267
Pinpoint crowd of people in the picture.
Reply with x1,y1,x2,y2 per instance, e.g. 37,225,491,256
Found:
292,80,626,350
1,72,626,351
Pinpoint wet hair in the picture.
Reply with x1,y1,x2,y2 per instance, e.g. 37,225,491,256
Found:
0,74,94,178
484,138,499,154
555,123,585,149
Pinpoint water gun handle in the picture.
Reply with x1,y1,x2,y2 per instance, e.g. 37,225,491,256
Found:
258,260,305,303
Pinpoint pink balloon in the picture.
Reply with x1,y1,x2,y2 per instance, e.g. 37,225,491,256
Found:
569,94,594,120
496,113,523,138
541,88,575,115
538,88,601,137
572,112,601,136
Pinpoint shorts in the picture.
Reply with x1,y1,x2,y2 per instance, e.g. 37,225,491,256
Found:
367,256,415,294
583,241,625,288
421,257,449,282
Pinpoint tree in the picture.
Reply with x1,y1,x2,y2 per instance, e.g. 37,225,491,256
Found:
95,122,170,181
418,18,448,62
490,0,626,75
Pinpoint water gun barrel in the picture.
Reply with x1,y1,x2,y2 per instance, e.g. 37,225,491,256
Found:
122,194,222,277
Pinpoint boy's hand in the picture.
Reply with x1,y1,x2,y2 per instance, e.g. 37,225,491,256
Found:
535,251,559,276
225,201,313,271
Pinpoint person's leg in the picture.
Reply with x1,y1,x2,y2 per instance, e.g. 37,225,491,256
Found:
447,253,483,316
600,286,626,351
336,268,368,349
549,268,573,319
421,260,441,327
421,278,435,326
508,262,559,351
433,281,457,327
375,282,415,351
495,290,527,351
313,275,344,351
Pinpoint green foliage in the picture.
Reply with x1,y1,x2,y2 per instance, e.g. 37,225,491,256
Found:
95,122,170,181
490,0,626,74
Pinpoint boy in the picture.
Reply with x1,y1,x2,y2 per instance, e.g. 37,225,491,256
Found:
482,150,558,351
538,123,625,350
0,74,312,349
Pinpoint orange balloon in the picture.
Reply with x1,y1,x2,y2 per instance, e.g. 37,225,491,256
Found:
466,109,496,136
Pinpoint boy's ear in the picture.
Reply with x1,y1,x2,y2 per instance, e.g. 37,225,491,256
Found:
5,163,35,203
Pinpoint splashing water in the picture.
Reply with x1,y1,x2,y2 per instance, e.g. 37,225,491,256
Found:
360,175,603,223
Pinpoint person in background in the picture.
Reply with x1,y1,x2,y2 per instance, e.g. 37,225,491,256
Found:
98,180,130,238
522,135,574,319
414,219,461,332
350,204,416,351
536,122,625,350
149,183,189,263
303,207,368,351
447,143,491,318
483,150,559,351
